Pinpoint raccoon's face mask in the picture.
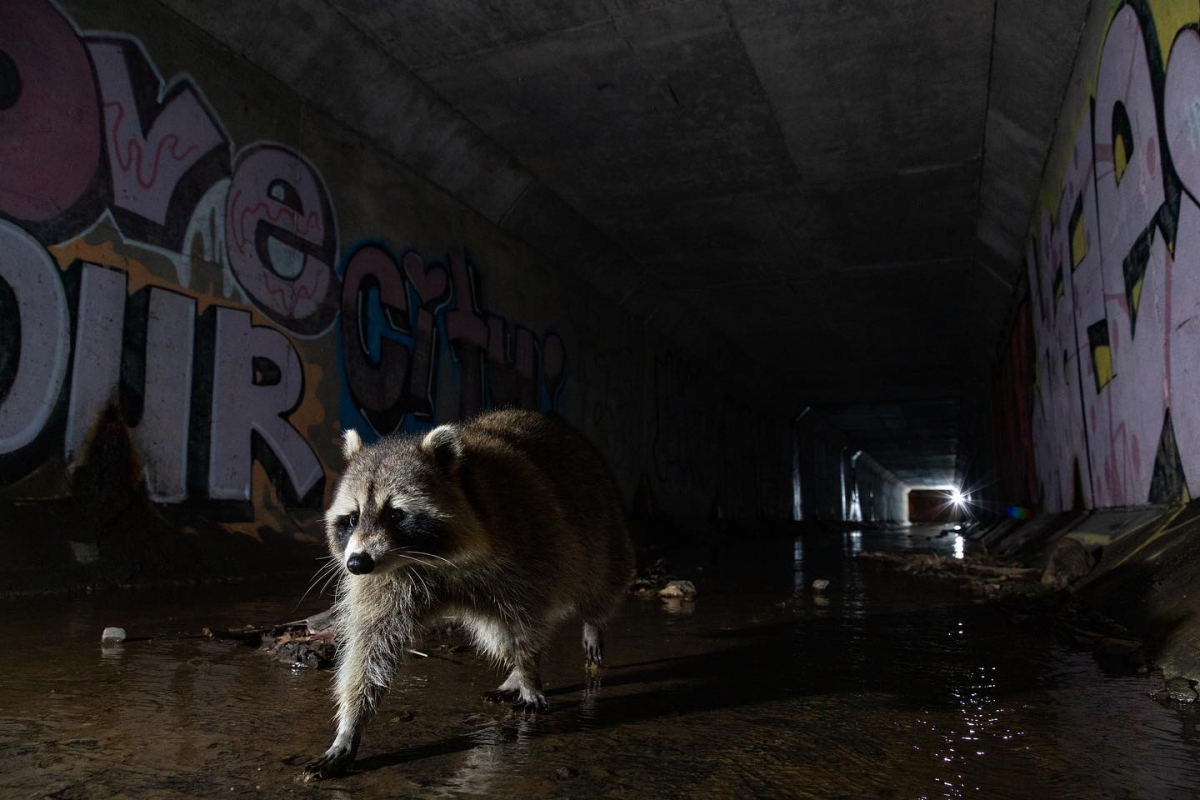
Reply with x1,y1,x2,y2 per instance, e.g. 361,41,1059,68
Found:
326,426,463,576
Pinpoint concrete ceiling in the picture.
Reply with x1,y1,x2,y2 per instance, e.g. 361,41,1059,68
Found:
163,0,1091,487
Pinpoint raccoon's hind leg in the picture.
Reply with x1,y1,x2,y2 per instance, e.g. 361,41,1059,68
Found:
581,589,622,669
582,621,605,668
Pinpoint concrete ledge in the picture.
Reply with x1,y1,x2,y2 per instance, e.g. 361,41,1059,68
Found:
0,499,325,597
979,503,1200,681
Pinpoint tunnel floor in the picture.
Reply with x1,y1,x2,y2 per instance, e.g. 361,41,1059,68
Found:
2,525,1199,799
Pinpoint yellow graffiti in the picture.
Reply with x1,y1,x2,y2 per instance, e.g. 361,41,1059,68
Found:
1146,0,1200,61
1071,215,1089,268
50,233,272,325
1032,1,1200,230
1092,343,1115,388
1115,502,1188,566
1114,131,1129,184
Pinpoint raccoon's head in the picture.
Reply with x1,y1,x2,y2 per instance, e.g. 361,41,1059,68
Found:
325,425,468,576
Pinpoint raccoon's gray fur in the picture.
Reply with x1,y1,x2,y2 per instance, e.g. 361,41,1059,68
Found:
303,409,633,780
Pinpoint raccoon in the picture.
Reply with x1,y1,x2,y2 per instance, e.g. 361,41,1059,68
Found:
302,409,633,780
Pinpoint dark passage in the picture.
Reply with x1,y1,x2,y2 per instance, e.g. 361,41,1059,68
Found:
3,526,1197,799
6,1,1200,797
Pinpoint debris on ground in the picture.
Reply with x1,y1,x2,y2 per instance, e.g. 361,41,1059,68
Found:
250,611,473,669
262,622,337,669
101,626,126,644
657,580,697,599
856,551,1042,600
857,549,1158,675
1152,676,1199,705
811,579,830,592
630,558,671,593
630,558,698,603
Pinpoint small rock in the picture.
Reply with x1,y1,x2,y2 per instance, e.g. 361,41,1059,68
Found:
101,627,126,644
1161,677,1198,704
1041,538,1095,589
657,580,696,599
811,579,830,592
555,767,578,780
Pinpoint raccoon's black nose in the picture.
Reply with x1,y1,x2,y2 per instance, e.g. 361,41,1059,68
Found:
346,552,375,574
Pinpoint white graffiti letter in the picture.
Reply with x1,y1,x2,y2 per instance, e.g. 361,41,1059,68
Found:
207,307,322,501
0,221,69,453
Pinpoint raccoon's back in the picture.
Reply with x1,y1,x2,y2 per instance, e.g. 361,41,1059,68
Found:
456,409,631,588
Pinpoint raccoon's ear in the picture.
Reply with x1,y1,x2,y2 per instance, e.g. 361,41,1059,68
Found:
342,429,362,461
422,425,463,472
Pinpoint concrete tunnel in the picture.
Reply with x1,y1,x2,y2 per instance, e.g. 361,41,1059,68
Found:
3,0,1200,795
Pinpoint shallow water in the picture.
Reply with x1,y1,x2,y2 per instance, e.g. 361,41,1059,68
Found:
2,525,1198,799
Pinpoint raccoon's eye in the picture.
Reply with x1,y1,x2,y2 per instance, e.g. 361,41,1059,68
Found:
349,511,359,528
385,507,406,526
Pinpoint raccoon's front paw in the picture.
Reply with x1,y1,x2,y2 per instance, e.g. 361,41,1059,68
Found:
482,689,520,704
301,744,354,781
512,693,551,714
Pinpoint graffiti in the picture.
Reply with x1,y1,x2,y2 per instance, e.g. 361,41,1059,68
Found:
0,1,336,337
0,224,70,456
0,230,325,506
338,242,566,440
0,1,569,516
1025,0,1200,510
226,144,340,336
89,35,231,249
200,306,323,504
0,0,104,242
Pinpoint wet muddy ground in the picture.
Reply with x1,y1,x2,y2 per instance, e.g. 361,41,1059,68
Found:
3,525,1199,799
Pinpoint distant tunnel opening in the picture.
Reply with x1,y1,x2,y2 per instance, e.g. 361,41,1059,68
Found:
907,488,964,523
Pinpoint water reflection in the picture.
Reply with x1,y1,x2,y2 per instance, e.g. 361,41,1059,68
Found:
792,536,806,594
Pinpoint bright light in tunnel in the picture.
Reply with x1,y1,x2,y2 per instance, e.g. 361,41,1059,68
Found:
949,488,966,508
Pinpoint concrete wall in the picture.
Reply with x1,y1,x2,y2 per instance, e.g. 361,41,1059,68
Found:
852,453,907,523
992,0,1200,512
0,0,801,572
791,412,907,523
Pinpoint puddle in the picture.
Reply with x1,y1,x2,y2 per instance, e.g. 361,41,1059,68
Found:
2,525,1198,798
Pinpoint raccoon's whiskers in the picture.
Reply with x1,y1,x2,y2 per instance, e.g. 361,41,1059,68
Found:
385,551,436,597
296,559,342,610
401,549,458,568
